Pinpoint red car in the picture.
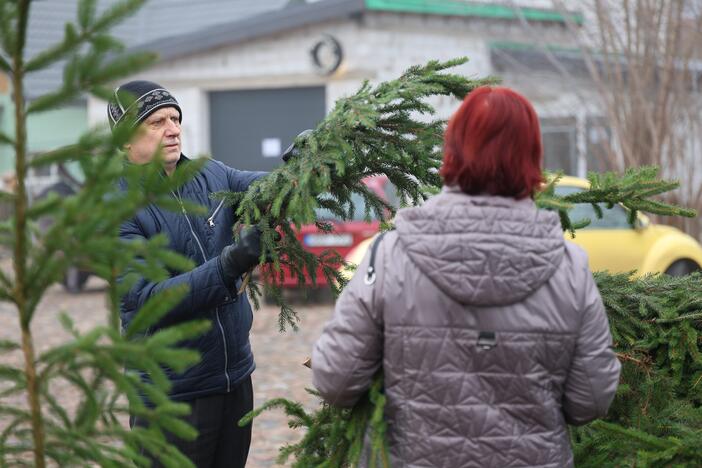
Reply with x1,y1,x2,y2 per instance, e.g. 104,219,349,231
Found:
274,176,397,288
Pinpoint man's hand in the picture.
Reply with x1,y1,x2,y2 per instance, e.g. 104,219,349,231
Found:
220,226,267,285
282,129,313,163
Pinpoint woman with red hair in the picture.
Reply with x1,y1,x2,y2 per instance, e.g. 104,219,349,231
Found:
312,86,620,467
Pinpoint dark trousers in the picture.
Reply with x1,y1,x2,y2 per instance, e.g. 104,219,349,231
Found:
131,376,254,468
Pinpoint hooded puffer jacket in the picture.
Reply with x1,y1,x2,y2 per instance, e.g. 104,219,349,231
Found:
312,186,621,468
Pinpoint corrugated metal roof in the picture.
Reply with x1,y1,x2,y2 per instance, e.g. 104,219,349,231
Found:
128,0,581,67
22,0,581,98
128,0,363,62
23,0,289,99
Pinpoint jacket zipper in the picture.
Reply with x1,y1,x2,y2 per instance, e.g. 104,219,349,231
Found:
173,189,232,392
207,200,225,227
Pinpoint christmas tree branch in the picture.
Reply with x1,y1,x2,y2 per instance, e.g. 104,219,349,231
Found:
247,162,702,466
217,58,498,330
0,0,215,465
536,167,695,236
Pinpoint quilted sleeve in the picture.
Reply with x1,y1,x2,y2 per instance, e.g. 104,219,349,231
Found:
562,267,622,425
222,162,267,193
119,216,236,332
311,239,385,408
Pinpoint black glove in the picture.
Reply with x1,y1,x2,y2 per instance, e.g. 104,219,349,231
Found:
282,129,313,163
219,226,265,285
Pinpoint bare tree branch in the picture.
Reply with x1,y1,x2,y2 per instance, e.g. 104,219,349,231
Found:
514,1,702,238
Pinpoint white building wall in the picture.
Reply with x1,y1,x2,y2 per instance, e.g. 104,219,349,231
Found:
87,10,593,167
168,87,211,158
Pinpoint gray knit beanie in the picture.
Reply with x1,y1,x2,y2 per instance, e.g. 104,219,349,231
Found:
107,80,182,130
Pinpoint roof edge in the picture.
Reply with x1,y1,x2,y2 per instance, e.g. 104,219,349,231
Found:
365,0,584,25
129,0,584,66
490,40,582,55
129,0,364,63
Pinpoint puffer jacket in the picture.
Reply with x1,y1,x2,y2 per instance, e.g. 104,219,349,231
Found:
312,186,621,468
119,155,266,402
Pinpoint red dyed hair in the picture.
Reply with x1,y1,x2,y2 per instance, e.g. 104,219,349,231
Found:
440,86,543,199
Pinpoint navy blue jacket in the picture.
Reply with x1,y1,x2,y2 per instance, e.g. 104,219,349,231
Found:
119,155,266,401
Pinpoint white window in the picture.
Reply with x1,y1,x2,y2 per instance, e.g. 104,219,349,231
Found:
541,116,612,176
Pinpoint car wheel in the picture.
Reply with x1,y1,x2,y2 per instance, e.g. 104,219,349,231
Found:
62,266,90,294
664,259,701,277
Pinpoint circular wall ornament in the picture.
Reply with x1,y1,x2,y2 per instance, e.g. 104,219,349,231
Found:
310,34,343,75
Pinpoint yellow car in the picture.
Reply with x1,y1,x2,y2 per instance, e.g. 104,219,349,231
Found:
341,177,702,279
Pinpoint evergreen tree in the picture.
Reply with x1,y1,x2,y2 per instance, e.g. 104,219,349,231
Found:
232,65,702,465
0,1,213,466
217,58,497,330
571,270,702,466
2,0,699,465
0,4,494,466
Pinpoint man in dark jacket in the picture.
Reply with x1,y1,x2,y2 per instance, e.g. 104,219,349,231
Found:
111,80,267,467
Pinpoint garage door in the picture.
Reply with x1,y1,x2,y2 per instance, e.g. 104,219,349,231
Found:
209,86,325,172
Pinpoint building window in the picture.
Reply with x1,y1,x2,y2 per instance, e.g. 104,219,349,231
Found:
541,115,613,176
541,116,577,175
586,117,613,173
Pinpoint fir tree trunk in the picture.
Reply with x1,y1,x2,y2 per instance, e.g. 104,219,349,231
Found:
12,1,46,466
19,327,44,468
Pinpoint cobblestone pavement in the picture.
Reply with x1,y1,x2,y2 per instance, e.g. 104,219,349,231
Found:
0,276,335,467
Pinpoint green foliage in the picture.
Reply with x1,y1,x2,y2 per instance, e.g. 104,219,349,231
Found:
25,0,156,115
0,0,210,466
0,131,13,146
247,163,701,466
535,167,694,237
571,271,702,467
239,374,389,468
220,58,497,330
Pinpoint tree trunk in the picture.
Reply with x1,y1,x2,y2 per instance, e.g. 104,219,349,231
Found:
12,1,46,466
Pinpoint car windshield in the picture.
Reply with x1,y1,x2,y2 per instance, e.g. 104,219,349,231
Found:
554,185,632,229
315,192,378,222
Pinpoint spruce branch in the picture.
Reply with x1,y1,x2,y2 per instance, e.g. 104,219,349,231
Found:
0,1,18,57
24,0,146,73
251,163,702,465
0,0,213,465
536,167,696,236
25,0,155,115
239,374,388,467
0,130,13,146
27,49,156,115
219,58,497,330
0,52,9,73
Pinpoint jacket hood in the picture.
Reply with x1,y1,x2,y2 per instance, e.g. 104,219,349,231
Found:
394,186,565,306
